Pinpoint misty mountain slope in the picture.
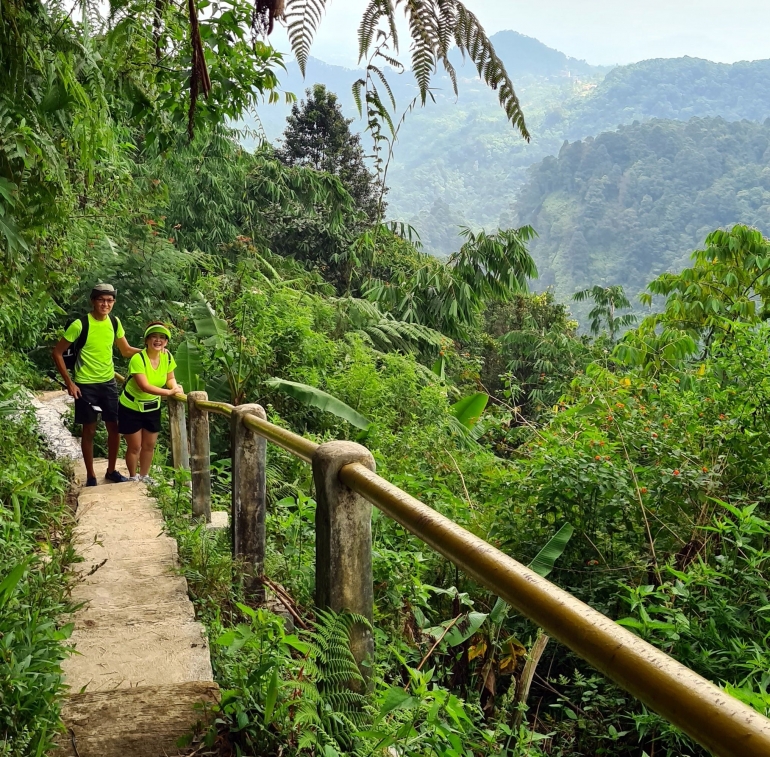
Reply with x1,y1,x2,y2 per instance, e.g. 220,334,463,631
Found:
389,56,770,255
247,30,602,143
512,117,770,314
559,57,770,139
243,33,770,258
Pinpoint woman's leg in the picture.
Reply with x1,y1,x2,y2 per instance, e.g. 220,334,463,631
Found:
139,429,159,476
124,431,142,476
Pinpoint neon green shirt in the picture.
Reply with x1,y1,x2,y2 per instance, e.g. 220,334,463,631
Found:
119,350,177,411
63,314,125,384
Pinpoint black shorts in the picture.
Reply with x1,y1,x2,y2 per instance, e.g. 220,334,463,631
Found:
118,404,162,435
74,380,119,425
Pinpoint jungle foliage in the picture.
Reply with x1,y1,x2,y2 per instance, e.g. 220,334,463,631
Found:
3,2,770,756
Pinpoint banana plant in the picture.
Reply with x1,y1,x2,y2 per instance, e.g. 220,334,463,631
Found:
175,293,256,404
420,524,574,715
266,377,372,430
448,392,489,446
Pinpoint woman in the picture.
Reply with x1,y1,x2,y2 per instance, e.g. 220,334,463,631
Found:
118,322,182,482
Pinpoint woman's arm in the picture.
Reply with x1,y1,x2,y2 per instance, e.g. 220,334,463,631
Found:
132,372,180,397
165,371,182,395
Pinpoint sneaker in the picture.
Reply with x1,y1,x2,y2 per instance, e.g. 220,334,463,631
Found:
127,474,141,482
105,469,130,484
139,474,157,486
86,477,97,487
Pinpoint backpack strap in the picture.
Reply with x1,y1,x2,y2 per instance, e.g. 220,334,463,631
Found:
74,315,89,351
72,315,90,371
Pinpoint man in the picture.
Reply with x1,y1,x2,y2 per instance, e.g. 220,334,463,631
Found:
52,283,142,486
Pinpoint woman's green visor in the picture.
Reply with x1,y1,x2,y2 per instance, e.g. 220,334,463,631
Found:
144,324,171,340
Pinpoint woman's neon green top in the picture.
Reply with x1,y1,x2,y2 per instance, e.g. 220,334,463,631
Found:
119,350,177,412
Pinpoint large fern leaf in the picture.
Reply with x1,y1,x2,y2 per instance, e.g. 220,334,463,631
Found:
281,0,529,138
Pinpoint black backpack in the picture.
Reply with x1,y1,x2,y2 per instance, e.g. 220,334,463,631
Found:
62,314,119,370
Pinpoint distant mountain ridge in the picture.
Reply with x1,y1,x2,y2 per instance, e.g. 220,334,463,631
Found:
248,30,605,143
560,56,770,140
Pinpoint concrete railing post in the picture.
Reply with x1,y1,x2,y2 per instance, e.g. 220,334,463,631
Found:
187,391,211,522
312,441,375,688
231,404,267,600
168,398,190,471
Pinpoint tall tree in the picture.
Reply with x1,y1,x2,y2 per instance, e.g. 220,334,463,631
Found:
573,285,636,340
278,84,382,221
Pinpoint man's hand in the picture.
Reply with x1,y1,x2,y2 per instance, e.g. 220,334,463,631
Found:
68,383,82,400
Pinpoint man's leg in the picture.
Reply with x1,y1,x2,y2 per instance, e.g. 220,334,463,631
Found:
105,421,121,473
81,422,97,480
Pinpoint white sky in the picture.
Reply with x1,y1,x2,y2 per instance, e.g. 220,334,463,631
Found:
270,0,769,68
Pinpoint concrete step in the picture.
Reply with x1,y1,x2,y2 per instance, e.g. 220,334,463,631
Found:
77,536,178,565
74,514,167,542
55,682,220,757
71,569,191,610
72,551,179,582
74,601,196,631
62,618,213,691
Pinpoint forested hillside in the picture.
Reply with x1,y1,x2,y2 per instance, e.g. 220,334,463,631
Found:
391,57,770,254
252,43,770,255
512,117,770,311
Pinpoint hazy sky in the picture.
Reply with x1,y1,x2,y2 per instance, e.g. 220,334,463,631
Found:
270,0,769,68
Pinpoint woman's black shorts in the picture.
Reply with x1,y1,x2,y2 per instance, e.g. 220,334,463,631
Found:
118,404,162,434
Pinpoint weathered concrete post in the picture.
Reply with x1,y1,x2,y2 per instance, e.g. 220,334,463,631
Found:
231,403,267,600
168,397,190,471
187,391,211,522
312,441,375,687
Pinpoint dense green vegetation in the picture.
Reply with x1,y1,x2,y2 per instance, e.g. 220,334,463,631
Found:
4,2,770,756
0,375,74,756
512,117,770,319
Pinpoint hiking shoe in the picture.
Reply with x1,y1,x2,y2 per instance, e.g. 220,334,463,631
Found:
127,474,141,482
86,477,97,487
105,469,129,484
139,474,157,486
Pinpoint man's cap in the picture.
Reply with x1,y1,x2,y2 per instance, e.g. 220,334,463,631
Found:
144,324,171,340
90,283,117,297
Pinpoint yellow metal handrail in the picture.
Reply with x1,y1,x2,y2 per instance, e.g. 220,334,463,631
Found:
167,392,770,757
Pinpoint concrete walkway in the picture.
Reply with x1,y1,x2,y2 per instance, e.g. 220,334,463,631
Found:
57,460,219,756
29,391,219,757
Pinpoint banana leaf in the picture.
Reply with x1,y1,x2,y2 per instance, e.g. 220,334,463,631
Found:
450,392,488,428
266,377,371,430
192,292,229,347
490,523,574,625
528,522,575,579
174,340,206,393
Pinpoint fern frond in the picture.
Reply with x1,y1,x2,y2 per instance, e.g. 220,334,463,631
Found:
285,0,326,76
453,3,529,139
359,0,398,61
